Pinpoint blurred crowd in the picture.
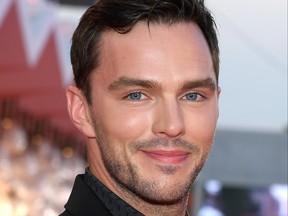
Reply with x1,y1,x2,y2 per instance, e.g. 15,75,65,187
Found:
0,118,86,216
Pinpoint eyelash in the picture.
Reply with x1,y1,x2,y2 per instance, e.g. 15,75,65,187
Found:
123,91,205,102
182,92,205,102
124,91,147,101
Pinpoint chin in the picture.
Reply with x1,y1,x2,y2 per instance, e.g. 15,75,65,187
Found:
138,181,192,205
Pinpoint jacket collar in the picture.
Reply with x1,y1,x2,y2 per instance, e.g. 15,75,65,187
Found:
64,174,111,216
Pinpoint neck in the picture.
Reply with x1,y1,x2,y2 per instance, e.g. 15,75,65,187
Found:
118,185,190,216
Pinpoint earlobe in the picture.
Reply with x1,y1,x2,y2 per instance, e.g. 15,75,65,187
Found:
66,86,95,138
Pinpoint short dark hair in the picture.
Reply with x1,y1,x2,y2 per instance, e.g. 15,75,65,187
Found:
71,0,219,104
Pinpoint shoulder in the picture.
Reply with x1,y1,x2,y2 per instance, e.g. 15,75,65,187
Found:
59,210,72,216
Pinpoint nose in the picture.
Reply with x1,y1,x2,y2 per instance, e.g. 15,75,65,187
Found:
152,98,185,138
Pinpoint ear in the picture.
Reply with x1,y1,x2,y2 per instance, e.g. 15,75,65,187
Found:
66,85,95,138
216,86,221,119
217,86,221,98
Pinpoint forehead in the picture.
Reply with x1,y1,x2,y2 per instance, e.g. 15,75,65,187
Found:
94,22,214,86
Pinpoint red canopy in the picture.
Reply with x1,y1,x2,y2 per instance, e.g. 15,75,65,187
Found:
0,2,84,146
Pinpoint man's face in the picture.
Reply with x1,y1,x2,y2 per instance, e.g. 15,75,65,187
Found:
86,22,220,203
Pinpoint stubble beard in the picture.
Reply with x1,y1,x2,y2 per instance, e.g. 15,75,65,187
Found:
92,121,209,205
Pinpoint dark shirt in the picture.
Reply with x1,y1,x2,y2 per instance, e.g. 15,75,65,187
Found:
61,168,190,216
84,168,144,216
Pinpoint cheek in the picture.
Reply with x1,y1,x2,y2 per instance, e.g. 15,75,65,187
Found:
186,108,218,147
99,107,152,141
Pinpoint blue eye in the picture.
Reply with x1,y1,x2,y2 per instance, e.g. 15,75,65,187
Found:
185,93,199,101
127,92,143,100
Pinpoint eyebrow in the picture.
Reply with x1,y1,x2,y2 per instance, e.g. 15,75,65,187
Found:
181,77,217,92
108,76,216,92
108,76,161,90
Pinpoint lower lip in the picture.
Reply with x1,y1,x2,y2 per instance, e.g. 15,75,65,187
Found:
142,151,189,164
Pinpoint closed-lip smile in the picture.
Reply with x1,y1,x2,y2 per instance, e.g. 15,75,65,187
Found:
141,149,190,164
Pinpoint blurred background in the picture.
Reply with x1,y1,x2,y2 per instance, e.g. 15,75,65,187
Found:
0,0,287,215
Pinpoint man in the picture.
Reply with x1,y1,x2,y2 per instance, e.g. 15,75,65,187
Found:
61,0,220,215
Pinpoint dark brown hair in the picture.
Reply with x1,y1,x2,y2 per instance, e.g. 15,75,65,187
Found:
71,0,219,104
